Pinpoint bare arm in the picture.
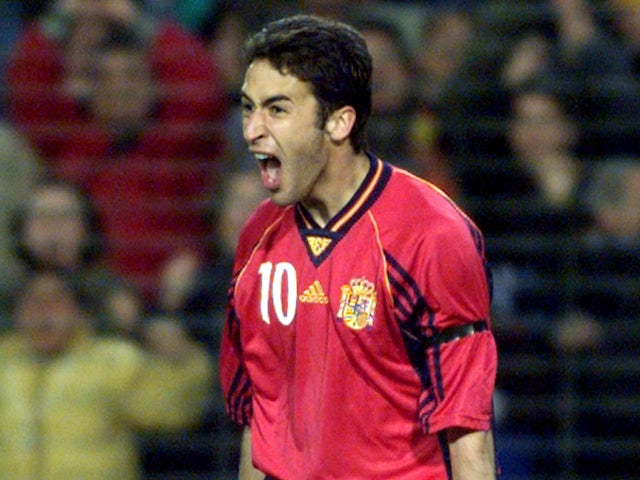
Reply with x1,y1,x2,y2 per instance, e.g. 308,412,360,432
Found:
448,428,496,480
239,427,266,480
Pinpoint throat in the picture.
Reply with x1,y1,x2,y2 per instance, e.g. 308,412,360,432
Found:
302,156,372,228
301,199,332,228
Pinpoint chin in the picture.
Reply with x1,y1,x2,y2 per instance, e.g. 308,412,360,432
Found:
31,335,66,355
270,191,297,207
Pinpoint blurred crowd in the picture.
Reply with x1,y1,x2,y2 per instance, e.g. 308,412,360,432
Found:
0,0,639,479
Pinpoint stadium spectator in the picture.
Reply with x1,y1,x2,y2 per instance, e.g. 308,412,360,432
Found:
437,0,639,165
414,7,476,108
538,158,640,477
0,267,214,479
462,80,589,237
583,158,640,245
5,0,228,302
471,80,591,472
356,15,460,196
196,2,255,171
505,82,583,209
10,180,143,337
575,158,640,321
417,6,512,173
6,0,226,156
499,0,640,157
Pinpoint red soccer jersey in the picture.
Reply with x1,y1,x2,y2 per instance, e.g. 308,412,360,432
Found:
220,156,497,479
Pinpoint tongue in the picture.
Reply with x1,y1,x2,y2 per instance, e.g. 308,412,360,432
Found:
261,158,281,190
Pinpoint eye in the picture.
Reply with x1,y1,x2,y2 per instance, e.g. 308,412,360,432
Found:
241,101,254,115
269,104,286,115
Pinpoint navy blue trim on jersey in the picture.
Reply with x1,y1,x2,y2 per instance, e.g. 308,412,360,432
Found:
225,307,253,425
294,154,392,266
385,251,435,390
430,323,447,435
385,252,436,329
433,341,446,402
385,249,477,440
295,220,344,267
462,214,494,303
324,155,392,232
228,368,252,425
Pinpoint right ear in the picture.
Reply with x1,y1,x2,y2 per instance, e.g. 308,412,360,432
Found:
325,105,357,144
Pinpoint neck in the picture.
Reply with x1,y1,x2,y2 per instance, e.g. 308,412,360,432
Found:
302,150,371,227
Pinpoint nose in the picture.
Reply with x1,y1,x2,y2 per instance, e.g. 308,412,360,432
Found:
243,109,267,145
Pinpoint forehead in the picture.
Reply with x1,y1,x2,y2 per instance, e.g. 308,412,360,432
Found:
23,274,72,302
242,59,315,102
31,187,81,209
514,93,564,120
29,187,82,214
363,30,400,60
98,49,148,75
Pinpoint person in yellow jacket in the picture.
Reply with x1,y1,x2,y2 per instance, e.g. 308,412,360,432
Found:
0,268,215,479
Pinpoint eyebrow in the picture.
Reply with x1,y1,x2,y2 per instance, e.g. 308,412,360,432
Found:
241,92,293,107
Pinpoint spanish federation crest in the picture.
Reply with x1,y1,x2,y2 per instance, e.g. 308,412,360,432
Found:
337,277,377,330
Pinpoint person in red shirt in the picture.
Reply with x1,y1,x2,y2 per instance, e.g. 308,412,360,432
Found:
6,0,226,156
5,0,227,302
219,14,498,480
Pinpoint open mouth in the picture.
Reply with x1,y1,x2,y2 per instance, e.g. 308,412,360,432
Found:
255,153,282,190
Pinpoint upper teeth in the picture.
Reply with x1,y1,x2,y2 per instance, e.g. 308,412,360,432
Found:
255,153,270,161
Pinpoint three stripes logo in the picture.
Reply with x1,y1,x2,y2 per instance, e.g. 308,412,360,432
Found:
299,280,329,304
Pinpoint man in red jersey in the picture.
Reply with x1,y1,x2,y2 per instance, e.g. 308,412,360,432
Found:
219,14,498,480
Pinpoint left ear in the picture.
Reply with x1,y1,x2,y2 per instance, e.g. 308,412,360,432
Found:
325,106,356,143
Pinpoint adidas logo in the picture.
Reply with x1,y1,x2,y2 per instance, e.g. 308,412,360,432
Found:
299,280,329,304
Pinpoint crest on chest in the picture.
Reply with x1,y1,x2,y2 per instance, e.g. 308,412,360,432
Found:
337,277,377,330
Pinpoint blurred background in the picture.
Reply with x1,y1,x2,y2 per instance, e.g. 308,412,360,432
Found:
0,1,639,479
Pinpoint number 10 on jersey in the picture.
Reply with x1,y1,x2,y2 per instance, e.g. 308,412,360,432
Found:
258,261,298,326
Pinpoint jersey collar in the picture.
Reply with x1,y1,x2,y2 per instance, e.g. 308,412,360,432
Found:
295,153,392,265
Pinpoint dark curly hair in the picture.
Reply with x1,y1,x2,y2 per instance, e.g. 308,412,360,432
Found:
244,14,372,153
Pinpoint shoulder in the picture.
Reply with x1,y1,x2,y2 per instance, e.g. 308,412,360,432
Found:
236,200,290,257
381,167,480,242
247,198,288,225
